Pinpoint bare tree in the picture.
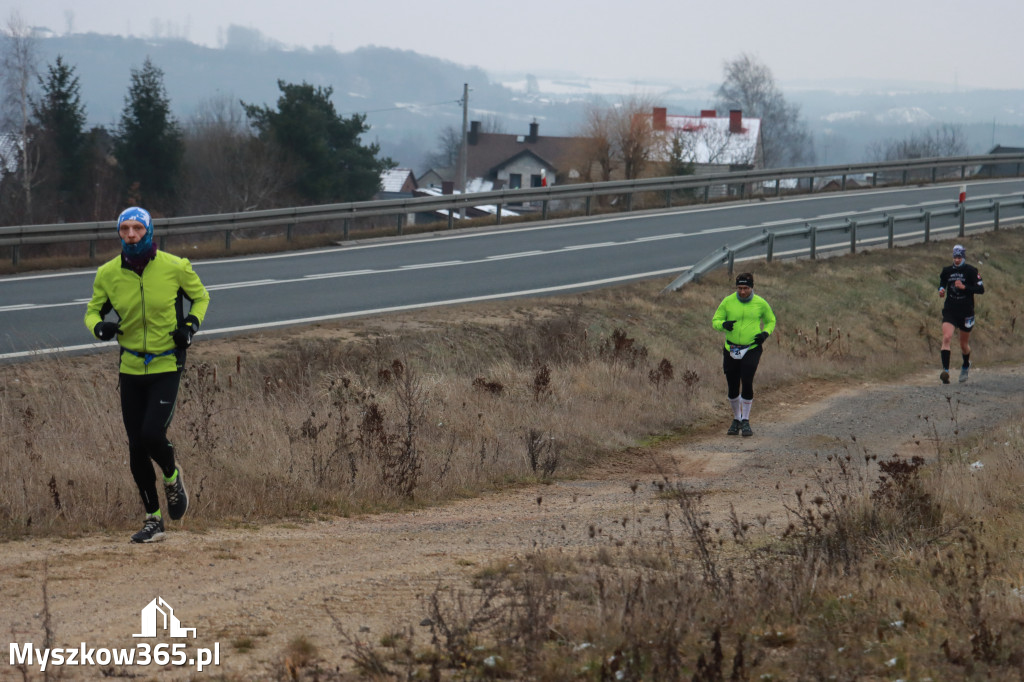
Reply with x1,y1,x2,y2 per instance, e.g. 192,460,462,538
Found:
1,12,40,222
715,53,814,168
868,123,968,161
577,95,657,182
671,122,738,166
577,103,616,182
180,94,295,214
613,94,657,180
423,125,461,170
424,115,505,171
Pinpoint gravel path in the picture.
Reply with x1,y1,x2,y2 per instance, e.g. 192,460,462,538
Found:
3,363,1021,678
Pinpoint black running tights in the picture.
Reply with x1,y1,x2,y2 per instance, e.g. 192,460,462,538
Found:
722,346,763,401
120,371,181,514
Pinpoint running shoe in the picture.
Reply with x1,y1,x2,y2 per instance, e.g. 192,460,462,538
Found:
959,363,970,383
131,514,165,543
740,420,753,437
939,369,950,384
726,419,741,436
165,468,188,521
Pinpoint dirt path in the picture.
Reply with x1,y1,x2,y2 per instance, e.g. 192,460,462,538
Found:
3,364,1021,679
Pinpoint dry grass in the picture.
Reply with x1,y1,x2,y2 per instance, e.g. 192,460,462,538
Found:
4,228,1024,678
349,416,1024,680
3,228,1024,538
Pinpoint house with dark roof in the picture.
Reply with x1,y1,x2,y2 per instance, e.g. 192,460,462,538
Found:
464,120,585,189
418,120,586,193
976,145,1024,178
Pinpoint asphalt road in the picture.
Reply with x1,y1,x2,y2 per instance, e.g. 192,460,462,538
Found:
2,179,1022,361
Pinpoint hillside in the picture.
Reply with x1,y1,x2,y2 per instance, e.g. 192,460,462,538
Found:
29,33,1024,171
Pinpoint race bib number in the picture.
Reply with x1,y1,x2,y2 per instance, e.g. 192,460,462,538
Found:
728,344,751,360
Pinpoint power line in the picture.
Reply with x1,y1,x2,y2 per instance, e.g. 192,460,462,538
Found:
339,98,461,116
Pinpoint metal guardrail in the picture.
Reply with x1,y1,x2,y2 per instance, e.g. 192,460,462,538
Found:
662,193,1024,292
1,152,1023,265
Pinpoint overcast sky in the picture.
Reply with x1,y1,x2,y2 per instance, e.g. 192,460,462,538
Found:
13,0,1024,90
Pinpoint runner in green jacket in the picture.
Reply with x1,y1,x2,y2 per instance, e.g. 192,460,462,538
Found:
84,207,210,543
711,272,776,437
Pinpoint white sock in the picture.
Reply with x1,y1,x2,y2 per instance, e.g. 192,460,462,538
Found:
729,397,741,419
740,399,753,421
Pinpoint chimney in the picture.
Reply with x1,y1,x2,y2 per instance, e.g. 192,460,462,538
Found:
653,107,667,131
468,120,480,145
442,180,454,195
729,110,743,134
700,109,716,118
528,120,539,143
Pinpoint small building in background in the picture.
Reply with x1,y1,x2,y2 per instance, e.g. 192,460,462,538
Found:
377,168,418,199
976,145,1024,178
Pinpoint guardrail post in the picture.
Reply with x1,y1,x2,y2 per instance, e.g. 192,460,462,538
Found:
958,203,965,237
924,211,931,242
931,167,937,183
664,189,672,208
849,221,857,254
447,211,453,230
727,250,735,275
585,196,592,216
224,229,231,250
841,175,847,191
774,179,781,197
872,174,878,187
703,185,710,203
496,203,503,225
739,182,746,199
993,201,1000,230
961,165,967,179
89,240,96,261
808,176,814,193
396,214,404,235
887,215,894,248
542,199,549,220
626,192,634,212
159,235,167,250
766,232,775,263
809,225,817,260
901,170,908,185
344,218,351,239
12,245,19,266
286,223,294,242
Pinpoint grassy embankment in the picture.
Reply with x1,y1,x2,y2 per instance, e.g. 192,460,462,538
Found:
3,228,1024,678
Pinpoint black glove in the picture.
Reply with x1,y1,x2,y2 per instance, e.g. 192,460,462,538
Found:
722,320,735,331
753,332,769,345
94,321,120,341
171,315,200,350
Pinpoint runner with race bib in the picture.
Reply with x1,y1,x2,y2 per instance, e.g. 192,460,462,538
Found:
712,272,777,437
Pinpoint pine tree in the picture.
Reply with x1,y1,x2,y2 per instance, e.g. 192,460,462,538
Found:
114,57,183,211
243,80,393,205
33,55,89,219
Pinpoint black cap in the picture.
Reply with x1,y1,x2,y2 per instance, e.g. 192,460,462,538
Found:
735,273,753,287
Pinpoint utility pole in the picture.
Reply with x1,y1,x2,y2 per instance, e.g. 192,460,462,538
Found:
458,83,469,220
